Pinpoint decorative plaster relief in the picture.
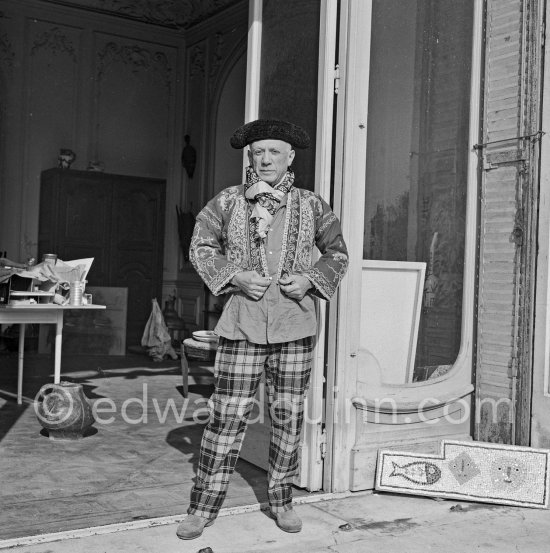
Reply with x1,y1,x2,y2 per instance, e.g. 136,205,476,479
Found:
41,0,238,29
189,44,205,77
207,32,227,96
31,27,77,61
0,11,15,75
96,41,172,90
209,32,224,80
96,0,193,26
0,33,14,71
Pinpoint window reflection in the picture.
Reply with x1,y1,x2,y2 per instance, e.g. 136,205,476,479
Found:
364,0,474,382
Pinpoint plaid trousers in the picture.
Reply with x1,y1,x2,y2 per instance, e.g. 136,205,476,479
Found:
188,336,314,519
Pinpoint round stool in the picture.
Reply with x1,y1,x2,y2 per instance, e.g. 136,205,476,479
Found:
180,337,218,397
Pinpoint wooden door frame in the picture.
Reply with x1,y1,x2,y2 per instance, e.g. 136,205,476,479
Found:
513,0,545,446
328,0,372,493
531,0,550,448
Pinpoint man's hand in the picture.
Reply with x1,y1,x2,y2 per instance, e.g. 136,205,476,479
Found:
231,271,272,300
278,274,312,301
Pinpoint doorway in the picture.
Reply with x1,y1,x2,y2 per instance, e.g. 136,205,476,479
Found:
180,0,330,494
237,0,331,492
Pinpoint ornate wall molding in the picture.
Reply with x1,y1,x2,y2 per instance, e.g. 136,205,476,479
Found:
31,27,77,61
96,41,172,90
209,32,224,81
189,44,205,77
41,0,238,29
0,32,15,72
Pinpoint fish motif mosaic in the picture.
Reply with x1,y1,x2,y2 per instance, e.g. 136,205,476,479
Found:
389,461,441,485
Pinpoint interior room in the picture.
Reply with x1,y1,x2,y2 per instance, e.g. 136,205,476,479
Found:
0,0,251,345
0,0,309,541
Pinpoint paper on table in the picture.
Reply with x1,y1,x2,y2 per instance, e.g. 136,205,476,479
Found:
15,258,94,285
61,258,94,282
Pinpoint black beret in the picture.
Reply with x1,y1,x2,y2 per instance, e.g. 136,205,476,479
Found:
230,119,310,149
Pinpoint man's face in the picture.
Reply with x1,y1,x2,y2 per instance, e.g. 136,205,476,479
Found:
248,139,295,185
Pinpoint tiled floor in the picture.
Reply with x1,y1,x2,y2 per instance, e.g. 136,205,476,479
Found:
0,348,304,540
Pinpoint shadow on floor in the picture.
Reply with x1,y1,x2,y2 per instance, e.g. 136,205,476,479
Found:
0,395,29,441
0,354,273,540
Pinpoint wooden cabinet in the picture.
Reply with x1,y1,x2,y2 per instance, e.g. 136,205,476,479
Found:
38,168,166,348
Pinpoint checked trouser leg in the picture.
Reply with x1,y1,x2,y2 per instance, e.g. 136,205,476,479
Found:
264,338,313,512
188,337,313,519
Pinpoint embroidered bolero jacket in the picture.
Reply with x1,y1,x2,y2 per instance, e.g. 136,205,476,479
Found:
190,185,348,300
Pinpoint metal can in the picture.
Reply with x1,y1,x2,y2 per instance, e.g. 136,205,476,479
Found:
42,253,57,265
69,281,86,306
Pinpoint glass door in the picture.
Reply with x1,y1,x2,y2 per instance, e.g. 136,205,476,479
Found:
330,0,483,492
364,0,473,382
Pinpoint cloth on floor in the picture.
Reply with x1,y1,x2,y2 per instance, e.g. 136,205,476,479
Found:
141,298,178,361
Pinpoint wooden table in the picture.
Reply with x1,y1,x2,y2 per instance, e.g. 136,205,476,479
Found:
0,304,106,404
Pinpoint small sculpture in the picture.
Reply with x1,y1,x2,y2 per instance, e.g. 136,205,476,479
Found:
58,148,76,169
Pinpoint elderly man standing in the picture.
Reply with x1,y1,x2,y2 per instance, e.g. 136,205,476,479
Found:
177,119,348,540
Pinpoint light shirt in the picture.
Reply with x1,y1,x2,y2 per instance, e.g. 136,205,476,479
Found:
214,194,317,344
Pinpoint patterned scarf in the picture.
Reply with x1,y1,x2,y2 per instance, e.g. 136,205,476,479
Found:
244,166,294,242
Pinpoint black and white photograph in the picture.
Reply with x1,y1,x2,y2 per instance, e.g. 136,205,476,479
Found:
1,1,549,552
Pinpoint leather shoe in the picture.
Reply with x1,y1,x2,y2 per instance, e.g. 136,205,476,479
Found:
271,509,302,533
176,514,214,540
